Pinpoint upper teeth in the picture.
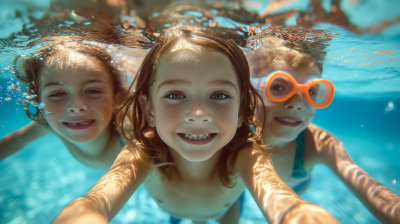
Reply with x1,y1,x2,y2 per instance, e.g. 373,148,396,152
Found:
278,118,299,123
183,133,212,140
70,121,91,126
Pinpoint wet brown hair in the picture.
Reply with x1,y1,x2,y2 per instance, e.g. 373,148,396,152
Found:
118,28,266,188
14,41,126,124
246,37,328,77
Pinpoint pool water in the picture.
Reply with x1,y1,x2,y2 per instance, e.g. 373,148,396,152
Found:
1,0,399,223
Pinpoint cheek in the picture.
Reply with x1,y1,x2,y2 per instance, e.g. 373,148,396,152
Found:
156,102,184,127
42,101,64,120
91,98,114,121
212,102,239,127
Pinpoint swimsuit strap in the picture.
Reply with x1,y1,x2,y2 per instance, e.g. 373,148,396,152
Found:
116,131,125,148
118,137,124,148
291,130,308,179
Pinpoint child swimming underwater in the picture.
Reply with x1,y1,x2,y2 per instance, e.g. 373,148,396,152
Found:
0,41,128,171
247,37,400,224
53,29,339,224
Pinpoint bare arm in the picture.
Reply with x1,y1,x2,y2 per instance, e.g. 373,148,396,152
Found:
309,124,400,224
237,147,339,224
52,145,149,224
0,121,50,160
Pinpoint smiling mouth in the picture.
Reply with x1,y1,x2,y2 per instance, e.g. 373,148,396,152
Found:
62,120,95,130
275,117,302,127
178,133,217,145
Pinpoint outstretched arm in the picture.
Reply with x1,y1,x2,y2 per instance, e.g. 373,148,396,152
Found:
237,147,339,224
0,121,49,160
53,145,149,224
309,124,400,224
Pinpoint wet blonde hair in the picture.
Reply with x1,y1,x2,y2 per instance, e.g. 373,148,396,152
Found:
247,37,327,78
118,29,266,188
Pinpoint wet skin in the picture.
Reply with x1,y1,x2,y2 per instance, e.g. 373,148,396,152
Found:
256,63,400,223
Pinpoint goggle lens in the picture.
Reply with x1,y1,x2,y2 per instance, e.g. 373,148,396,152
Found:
308,82,333,106
269,76,293,98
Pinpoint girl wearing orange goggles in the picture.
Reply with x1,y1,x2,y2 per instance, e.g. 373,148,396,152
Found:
247,37,400,224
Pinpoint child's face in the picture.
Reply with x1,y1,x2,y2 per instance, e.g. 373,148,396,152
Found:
143,50,242,162
256,64,321,142
39,53,118,144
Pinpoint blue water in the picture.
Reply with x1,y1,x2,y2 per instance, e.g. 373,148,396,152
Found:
1,0,400,223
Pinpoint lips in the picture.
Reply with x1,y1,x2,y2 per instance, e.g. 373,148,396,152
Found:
178,132,217,145
275,116,302,127
62,119,95,130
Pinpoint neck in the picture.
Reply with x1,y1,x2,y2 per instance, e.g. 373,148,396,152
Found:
168,147,223,182
262,132,293,152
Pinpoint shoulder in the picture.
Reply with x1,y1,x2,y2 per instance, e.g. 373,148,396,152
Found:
307,123,343,150
235,145,272,172
306,123,346,166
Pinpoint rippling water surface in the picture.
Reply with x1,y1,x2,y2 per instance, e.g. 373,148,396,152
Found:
0,0,399,223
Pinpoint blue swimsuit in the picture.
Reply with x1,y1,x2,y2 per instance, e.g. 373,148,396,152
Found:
289,130,312,194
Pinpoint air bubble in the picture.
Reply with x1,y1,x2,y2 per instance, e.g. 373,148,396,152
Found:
208,20,216,27
38,102,47,109
7,83,18,91
246,36,262,50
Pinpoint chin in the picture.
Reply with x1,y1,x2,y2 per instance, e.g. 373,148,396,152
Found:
270,129,300,142
62,134,96,144
180,151,215,162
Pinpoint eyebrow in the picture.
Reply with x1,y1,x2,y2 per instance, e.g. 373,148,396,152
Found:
209,80,238,93
42,80,106,88
157,79,238,93
157,80,190,92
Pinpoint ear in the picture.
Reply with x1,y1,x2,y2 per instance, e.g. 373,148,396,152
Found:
237,116,243,128
139,94,156,127
114,91,123,111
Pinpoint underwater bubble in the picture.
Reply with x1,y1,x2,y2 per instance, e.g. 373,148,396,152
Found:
246,36,262,50
7,84,18,91
23,93,37,100
208,20,217,27
392,180,397,186
38,102,46,109
384,100,395,114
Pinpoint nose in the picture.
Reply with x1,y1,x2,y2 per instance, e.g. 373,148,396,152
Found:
184,101,212,124
284,93,304,111
67,96,88,113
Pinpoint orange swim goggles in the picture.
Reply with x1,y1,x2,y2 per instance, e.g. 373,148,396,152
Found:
250,71,335,109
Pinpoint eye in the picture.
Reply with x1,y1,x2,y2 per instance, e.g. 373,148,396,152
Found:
270,84,285,91
211,92,229,100
86,89,102,94
49,91,66,97
166,92,185,99
309,86,319,96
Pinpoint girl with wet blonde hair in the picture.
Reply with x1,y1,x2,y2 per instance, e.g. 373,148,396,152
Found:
0,41,129,171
